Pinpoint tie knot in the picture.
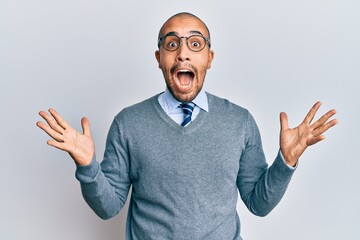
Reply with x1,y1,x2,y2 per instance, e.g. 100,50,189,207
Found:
180,102,194,113
179,102,195,127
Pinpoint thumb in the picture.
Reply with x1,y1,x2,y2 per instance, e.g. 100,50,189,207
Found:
81,117,92,136
280,112,289,132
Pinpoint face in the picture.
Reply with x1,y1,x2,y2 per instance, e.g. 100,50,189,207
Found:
155,15,214,103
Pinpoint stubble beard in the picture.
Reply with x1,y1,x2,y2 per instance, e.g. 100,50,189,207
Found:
166,82,202,103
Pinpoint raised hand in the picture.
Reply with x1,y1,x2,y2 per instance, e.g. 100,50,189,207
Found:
36,109,95,166
279,101,338,166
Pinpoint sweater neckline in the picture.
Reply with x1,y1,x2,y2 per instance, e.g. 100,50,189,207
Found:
152,93,210,134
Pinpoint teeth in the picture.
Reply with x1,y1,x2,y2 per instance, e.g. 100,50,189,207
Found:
178,69,191,73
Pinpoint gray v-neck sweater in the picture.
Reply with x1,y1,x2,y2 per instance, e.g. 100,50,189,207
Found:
76,93,295,240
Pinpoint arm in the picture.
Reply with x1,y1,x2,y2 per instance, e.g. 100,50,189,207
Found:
76,118,131,219
237,113,294,217
238,102,337,216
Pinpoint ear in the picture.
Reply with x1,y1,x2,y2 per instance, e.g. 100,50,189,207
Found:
207,50,214,69
155,50,161,68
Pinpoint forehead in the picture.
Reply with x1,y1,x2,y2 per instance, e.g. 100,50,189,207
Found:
160,16,209,37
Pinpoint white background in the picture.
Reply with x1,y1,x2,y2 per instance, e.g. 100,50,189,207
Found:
1,0,359,239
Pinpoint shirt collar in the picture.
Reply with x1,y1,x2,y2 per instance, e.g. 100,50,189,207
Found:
162,88,209,113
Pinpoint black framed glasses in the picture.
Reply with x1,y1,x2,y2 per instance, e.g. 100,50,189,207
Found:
158,33,211,52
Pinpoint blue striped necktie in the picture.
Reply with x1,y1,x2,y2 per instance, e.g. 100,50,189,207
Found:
179,102,195,127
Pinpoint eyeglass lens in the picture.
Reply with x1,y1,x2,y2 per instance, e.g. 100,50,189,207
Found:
162,35,206,52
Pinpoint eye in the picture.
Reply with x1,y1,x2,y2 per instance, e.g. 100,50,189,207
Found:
188,36,205,50
191,41,201,48
168,42,178,49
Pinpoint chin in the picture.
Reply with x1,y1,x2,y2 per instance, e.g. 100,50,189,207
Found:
172,90,198,103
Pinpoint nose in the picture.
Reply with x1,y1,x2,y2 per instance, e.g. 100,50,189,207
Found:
176,38,191,62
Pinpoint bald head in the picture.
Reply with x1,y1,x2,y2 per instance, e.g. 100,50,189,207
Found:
158,12,211,42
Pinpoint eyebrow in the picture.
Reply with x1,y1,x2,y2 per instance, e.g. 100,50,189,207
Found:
162,30,205,38
190,30,203,36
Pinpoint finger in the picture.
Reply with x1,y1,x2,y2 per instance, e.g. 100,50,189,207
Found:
311,109,337,129
47,139,69,152
49,108,69,130
280,112,289,131
36,121,64,142
312,118,338,137
38,110,64,134
303,101,322,124
307,135,326,146
81,117,92,137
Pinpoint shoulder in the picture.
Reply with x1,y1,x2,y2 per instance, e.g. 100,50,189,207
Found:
113,94,160,124
206,92,260,139
206,92,252,118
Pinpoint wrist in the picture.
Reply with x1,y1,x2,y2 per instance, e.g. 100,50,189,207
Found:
70,151,94,166
281,150,298,167
285,159,297,167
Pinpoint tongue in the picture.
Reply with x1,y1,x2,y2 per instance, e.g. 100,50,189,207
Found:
178,72,192,86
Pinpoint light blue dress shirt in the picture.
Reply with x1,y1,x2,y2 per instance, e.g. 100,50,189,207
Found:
158,88,208,126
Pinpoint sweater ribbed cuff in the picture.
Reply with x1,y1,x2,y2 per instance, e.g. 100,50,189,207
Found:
273,150,297,178
75,155,100,183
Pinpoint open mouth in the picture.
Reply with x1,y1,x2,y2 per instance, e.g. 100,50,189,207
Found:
174,69,195,91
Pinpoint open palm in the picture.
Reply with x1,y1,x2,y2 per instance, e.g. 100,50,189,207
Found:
36,109,95,166
280,102,337,166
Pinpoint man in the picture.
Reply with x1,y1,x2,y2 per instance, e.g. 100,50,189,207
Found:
37,12,337,240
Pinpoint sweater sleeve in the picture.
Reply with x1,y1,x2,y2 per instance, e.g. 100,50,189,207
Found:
237,112,295,217
75,118,131,220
